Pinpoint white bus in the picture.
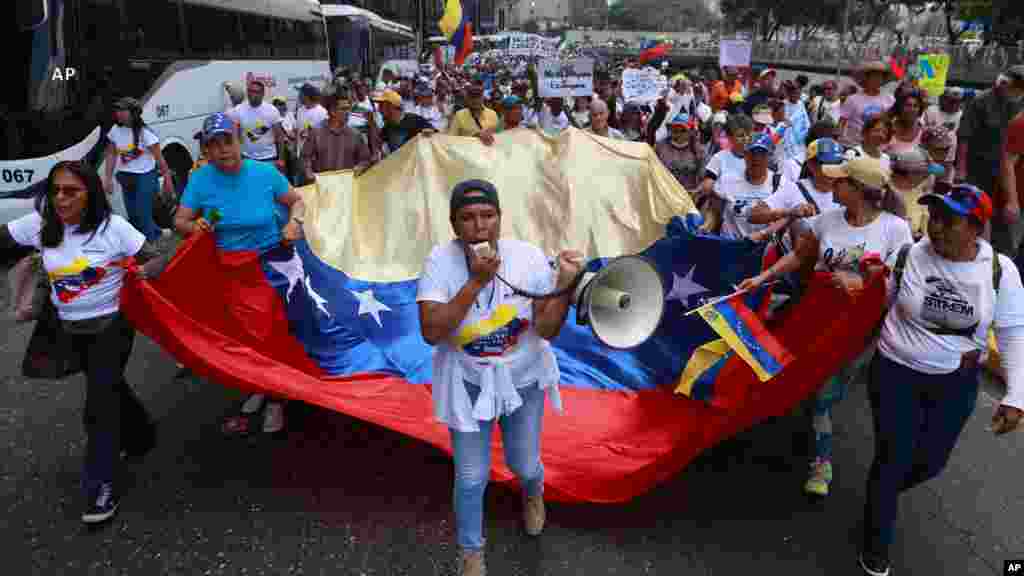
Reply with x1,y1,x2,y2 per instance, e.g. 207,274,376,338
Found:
3,0,330,226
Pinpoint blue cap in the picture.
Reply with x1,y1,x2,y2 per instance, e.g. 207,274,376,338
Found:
502,95,522,108
202,113,234,140
668,113,692,127
918,183,992,223
806,138,844,164
746,132,775,153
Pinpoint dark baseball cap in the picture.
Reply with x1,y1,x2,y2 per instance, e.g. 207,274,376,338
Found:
918,183,993,224
450,179,500,217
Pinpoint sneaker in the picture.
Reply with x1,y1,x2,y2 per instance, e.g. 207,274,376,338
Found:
82,482,119,524
858,551,891,576
804,458,832,497
523,494,546,536
262,401,285,433
240,393,266,415
459,549,485,576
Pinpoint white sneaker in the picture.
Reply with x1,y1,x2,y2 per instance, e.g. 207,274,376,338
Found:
263,402,285,433
240,393,266,415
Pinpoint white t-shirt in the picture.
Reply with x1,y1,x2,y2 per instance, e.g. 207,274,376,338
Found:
763,178,839,216
810,208,911,273
228,102,283,160
714,171,786,239
8,213,145,321
879,239,1024,375
811,96,841,125
704,149,746,181
107,125,159,174
416,238,563,432
296,104,328,135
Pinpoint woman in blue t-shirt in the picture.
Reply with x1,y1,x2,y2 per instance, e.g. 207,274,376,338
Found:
175,113,305,436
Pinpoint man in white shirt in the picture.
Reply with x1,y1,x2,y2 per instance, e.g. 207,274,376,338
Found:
294,83,328,153
416,179,581,576
711,133,787,240
227,79,287,173
411,83,446,131
585,100,624,139
538,98,571,134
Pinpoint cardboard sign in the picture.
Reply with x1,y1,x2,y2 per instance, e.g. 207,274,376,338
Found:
719,40,752,68
621,67,667,104
538,59,595,98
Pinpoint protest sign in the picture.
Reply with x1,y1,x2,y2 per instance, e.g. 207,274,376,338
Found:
538,59,595,98
917,53,950,99
621,67,667,104
719,40,752,68
508,33,532,56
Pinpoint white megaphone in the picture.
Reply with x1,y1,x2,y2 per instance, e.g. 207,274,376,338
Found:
573,256,666,349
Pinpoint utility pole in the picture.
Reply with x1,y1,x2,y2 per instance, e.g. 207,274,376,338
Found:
416,0,424,62
835,0,851,82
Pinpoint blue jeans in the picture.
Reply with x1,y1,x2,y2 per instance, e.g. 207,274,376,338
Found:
116,169,160,241
862,353,978,557
450,382,546,551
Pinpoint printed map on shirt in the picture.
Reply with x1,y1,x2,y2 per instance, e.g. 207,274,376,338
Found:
229,102,282,160
879,239,1024,377
810,209,912,273
417,239,556,359
107,125,159,173
7,213,145,320
714,172,786,239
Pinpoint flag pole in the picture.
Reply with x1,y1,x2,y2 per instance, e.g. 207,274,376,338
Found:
683,281,781,316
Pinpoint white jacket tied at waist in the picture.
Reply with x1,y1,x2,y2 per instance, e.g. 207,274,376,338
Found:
433,332,563,433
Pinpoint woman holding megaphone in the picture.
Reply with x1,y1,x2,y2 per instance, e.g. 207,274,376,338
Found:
416,179,582,576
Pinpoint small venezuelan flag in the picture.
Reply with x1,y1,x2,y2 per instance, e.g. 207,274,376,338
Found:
694,292,794,382
439,0,475,66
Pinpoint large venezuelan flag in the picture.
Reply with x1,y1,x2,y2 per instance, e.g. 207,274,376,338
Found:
439,0,474,66
121,128,887,503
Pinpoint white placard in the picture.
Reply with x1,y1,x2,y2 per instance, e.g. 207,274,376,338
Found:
508,33,532,56
538,59,595,98
719,40,752,67
621,67,667,104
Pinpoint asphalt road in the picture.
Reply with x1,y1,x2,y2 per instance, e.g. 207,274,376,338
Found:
1,267,1021,576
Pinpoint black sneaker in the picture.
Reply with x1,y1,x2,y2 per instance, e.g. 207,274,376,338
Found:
82,482,119,524
858,551,891,576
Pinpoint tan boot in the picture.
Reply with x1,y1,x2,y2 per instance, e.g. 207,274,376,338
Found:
523,494,545,536
459,549,485,576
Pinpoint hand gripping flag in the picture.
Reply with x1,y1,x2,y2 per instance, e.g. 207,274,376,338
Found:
121,128,888,503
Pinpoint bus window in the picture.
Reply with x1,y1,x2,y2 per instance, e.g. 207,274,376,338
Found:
16,0,47,30
79,0,121,62
239,14,274,58
124,0,185,59
186,4,241,58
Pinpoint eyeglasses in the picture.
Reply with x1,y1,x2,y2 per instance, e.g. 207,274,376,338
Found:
51,185,87,197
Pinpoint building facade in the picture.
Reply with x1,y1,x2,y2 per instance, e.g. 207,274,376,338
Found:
496,0,569,32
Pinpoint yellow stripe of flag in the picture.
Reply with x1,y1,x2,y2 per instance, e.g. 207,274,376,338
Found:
439,0,463,41
697,306,774,382
675,339,730,396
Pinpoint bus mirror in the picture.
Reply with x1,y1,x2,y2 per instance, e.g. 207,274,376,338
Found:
16,0,48,30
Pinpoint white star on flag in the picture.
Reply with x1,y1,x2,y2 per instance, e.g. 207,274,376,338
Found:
304,275,332,318
667,265,711,304
267,250,306,303
351,289,392,328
